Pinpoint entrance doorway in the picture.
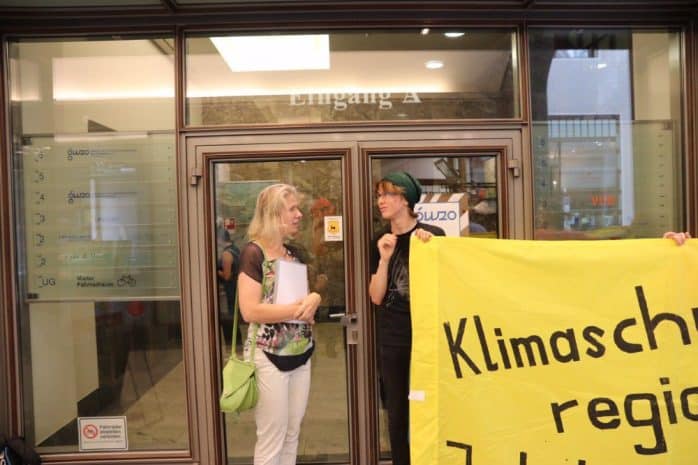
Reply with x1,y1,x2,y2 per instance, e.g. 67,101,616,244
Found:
213,157,351,463
182,128,524,465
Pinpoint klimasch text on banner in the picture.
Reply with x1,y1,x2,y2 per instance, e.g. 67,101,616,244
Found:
409,237,698,465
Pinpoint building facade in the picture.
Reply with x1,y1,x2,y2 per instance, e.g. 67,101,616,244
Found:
0,1,697,464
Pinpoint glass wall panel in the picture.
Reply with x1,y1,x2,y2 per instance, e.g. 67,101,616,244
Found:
529,29,684,239
186,29,519,125
9,37,186,453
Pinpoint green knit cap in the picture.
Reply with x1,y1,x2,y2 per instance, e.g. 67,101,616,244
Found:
382,171,422,209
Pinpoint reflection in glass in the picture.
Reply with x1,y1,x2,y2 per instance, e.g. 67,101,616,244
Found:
369,154,499,460
212,159,349,463
186,29,519,125
371,156,499,240
9,37,185,453
210,35,331,72
529,29,684,239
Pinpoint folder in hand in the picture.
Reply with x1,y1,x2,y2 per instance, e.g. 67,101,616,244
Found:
273,260,309,323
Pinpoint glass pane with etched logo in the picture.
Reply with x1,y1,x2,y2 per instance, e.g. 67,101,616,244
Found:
9,37,186,454
185,29,519,125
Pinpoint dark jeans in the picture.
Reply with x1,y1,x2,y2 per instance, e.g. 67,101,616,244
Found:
379,344,411,465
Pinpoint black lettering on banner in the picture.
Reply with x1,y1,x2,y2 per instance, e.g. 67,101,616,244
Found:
442,286,697,377
636,285,691,350
519,453,586,465
445,446,588,465
660,377,678,424
476,317,499,371
445,441,472,465
444,319,481,377
613,317,642,353
624,393,666,454
551,378,698,455
494,328,512,369
582,325,606,357
550,329,581,363
438,282,698,461
587,397,620,429
510,334,549,367
680,387,698,420
550,399,578,433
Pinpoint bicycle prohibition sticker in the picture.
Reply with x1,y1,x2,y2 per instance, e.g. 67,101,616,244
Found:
78,417,128,451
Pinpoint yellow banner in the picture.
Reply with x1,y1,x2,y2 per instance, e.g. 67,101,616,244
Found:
410,238,698,465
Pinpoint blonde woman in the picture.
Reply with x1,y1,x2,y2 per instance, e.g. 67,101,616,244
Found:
238,184,321,465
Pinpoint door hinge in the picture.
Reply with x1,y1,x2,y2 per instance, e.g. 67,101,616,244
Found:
190,166,202,186
507,159,521,178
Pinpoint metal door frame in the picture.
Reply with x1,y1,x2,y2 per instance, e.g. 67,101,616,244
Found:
180,127,528,465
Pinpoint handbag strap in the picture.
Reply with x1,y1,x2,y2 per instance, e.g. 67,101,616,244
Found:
231,293,256,359
230,241,271,359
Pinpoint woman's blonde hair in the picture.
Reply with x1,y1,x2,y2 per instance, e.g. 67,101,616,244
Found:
248,183,299,243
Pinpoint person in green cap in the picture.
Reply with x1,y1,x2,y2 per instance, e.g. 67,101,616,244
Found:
368,171,445,465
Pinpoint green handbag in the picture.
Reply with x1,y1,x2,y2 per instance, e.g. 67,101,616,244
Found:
219,293,258,414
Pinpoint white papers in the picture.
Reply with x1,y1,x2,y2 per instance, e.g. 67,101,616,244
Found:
273,260,309,323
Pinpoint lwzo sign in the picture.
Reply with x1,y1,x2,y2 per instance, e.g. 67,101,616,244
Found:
415,193,470,237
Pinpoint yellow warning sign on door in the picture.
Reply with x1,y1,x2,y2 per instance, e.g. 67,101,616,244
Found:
324,216,343,242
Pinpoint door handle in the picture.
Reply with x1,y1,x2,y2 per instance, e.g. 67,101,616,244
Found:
332,313,359,345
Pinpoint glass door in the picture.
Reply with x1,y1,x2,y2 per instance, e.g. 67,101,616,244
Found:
210,156,351,464
367,150,506,463
184,129,524,465
371,154,501,239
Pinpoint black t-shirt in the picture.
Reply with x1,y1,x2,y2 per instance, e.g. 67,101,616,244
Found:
238,242,303,284
370,222,445,347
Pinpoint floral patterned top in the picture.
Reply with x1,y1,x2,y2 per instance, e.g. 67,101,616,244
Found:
240,242,314,365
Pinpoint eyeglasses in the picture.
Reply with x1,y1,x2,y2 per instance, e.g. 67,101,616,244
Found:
375,191,401,199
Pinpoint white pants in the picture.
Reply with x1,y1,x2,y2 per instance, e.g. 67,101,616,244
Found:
253,349,311,465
